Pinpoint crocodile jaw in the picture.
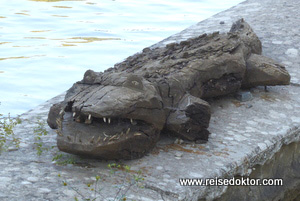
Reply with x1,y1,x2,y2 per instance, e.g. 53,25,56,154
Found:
56,112,160,160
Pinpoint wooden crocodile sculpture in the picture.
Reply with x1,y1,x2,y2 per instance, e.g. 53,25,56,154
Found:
47,19,290,160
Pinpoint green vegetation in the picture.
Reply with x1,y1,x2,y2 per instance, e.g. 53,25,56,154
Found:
108,163,144,201
33,118,50,156
58,163,145,201
59,174,103,201
32,118,77,165
52,152,76,165
1,112,144,200
0,113,22,153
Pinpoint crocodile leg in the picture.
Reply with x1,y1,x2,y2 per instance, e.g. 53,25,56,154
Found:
165,94,211,141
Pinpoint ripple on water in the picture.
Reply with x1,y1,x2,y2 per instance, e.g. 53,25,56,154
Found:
0,42,11,45
30,30,52,32
0,55,45,61
53,6,72,8
15,13,31,16
0,56,30,61
51,15,69,17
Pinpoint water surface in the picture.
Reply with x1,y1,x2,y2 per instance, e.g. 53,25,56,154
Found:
0,0,243,116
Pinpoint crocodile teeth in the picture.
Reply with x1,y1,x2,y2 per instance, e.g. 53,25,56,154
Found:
108,118,111,124
73,112,76,117
89,136,94,144
120,131,124,136
130,118,133,124
134,132,142,136
126,128,131,135
103,117,106,123
103,137,107,142
88,114,91,120
109,135,118,141
103,132,109,137
67,135,72,141
96,136,101,144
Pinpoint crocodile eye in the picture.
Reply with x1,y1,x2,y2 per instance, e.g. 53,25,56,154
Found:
123,75,144,91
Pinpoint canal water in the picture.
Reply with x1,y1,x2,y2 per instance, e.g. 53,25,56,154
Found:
0,0,243,116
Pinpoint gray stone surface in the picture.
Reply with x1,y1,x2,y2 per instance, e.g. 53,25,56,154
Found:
235,91,253,102
214,141,300,201
1,0,300,200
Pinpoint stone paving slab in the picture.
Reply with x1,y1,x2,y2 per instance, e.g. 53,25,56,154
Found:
1,0,300,200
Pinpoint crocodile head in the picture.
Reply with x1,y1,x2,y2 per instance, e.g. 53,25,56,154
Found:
48,72,166,159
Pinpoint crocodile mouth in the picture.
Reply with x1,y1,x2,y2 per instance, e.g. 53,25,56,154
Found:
55,111,160,159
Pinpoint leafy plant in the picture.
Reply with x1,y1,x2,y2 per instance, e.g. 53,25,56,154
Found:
52,152,76,165
0,113,22,153
33,119,50,156
58,163,145,201
33,119,49,140
58,174,103,201
108,163,144,200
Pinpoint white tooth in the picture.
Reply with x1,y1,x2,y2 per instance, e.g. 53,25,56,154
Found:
103,137,107,142
134,133,142,136
67,135,72,141
103,132,109,137
130,118,137,125
89,136,94,143
109,135,117,141
59,109,64,115
103,117,106,123
88,114,91,120
108,118,111,124
96,136,101,144
126,128,131,135
120,131,124,136
73,112,76,117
